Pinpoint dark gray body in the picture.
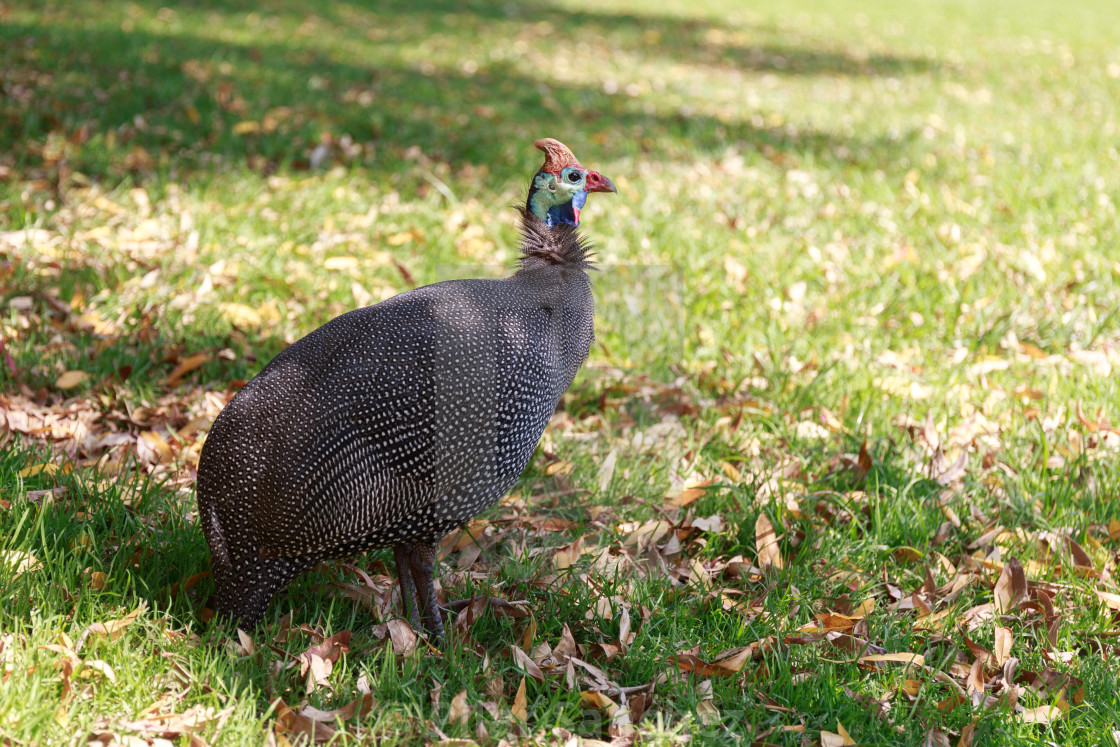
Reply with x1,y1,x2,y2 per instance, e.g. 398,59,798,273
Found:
196,263,593,628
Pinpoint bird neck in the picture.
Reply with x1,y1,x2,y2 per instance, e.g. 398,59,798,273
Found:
515,208,595,271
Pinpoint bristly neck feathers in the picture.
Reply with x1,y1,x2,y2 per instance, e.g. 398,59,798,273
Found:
516,208,596,271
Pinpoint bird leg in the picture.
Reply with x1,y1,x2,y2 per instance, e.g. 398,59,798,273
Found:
407,541,444,641
393,544,422,632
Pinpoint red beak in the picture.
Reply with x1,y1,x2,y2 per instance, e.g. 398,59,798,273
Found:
584,170,617,194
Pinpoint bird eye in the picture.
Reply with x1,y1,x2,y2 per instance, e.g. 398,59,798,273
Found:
566,171,582,183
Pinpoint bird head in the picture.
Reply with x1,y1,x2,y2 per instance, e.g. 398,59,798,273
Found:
527,138,616,228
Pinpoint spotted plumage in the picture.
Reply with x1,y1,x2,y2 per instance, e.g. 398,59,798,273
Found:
196,139,615,635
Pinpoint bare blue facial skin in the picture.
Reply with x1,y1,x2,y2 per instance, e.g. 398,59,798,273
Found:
528,165,612,228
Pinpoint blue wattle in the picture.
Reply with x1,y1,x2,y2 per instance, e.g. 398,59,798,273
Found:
546,190,587,227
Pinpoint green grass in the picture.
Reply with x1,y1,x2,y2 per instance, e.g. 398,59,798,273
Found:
3,0,1120,744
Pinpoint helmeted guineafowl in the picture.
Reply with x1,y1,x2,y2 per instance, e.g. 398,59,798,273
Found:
196,138,615,637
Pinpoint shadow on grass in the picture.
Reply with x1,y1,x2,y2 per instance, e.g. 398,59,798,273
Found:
0,440,210,630
1,0,932,191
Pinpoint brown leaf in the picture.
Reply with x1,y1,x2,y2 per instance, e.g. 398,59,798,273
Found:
629,692,648,725
300,652,332,694
512,645,544,682
3,550,42,576
273,698,336,744
670,644,764,677
387,619,417,656
552,537,585,570
618,606,631,648
166,353,210,386
1017,705,1062,724
695,699,719,726
1097,591,1120,611
55,370,89,390
993,626,1012,666
892,546,924,562
453,595,489,635
304,630,351,664
993,558,1027,614
570,657,612,689
521,609,538,652
300,693,373,723
1066,537,1093,569
78,601,146,651
966,658,985,697
511,676,527,722
118,705,233,739
448,689,470,725
544,460,574,476
961,634,993,666
139,430,173,463
593,595,614,620
924,729,951,747
956,719,978,747
665,480,711,507
237,629,257,656
858,652,925,668
755,513,783,569
553,624,578,662
856,440,873,476
581,691,619,716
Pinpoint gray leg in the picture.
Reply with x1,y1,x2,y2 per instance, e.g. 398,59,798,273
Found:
408,541,444,641
393,544,422,631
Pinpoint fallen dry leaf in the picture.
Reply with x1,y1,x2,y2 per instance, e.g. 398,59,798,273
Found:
1096,591,1120,611
300,652,332,694
386,619,417,656
665,479,711,508
303,630,351,664
273,698,336,744
966,657,985,698
78,601,146,650
165,353,210,386
597,450,617,493
16,463,58,479
237,629,257,656
511,676,527,722
581,690,619,716
755,513,783,569
299,693,373,723
512,645,544,682
993,626,1012,665
671,643,765,677
82,659,117,683
993,557,1027,613
695,699,719,726
55,370,89,389
117,704,233,739
2,550,43,576
1017,705,1062,724
448,689,469,725
859,652,925,668
552,537,585,570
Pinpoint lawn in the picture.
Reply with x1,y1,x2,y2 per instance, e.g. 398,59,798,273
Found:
2,0,1120,744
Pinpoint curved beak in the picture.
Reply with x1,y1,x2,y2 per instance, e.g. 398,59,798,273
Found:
584,170,617,194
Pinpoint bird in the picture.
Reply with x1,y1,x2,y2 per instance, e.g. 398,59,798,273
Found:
195,138,615,638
